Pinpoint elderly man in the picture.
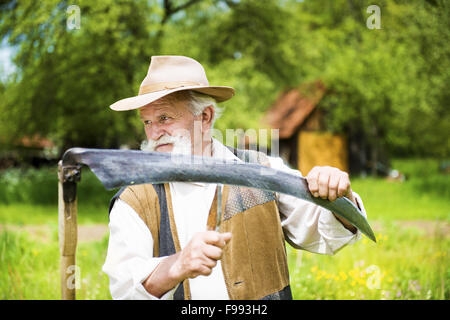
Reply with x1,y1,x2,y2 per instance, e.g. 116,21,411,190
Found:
103,55,367,300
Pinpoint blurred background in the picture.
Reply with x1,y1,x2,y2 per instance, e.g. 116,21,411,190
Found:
0,0,448,300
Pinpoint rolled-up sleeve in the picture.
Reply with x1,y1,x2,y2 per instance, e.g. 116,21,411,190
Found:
102,199,178,300
267,156,368,255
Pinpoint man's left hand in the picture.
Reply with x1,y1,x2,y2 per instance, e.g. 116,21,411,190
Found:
305,166,357,233
305,166,354,202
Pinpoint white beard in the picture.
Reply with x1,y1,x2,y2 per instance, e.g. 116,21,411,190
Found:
140,134,192,155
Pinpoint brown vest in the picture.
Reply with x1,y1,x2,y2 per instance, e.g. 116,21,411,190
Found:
110,149,292,299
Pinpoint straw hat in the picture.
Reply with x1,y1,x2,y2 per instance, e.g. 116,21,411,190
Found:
109,55,235,111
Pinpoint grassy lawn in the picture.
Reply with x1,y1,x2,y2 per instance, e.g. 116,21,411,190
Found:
0,204,110,225
287,221,448,300
351,158,450,222
0,158,448,299
0,229,110,300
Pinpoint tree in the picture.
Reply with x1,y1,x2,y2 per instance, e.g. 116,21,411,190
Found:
0,0,205,152
0,0,448,162
277,0,449,161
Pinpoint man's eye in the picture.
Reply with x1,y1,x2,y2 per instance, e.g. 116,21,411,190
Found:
143,120,151,126
159,115,170,122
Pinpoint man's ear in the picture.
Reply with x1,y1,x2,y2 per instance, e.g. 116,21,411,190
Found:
201,105,215,131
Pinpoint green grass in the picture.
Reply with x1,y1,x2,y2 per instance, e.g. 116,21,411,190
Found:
351,177,449,221
0,229,110,299
0,158,448,299
0,204,110,225
288,157,450,299
0,219,447,300
287,221,449,300
350,158,450,221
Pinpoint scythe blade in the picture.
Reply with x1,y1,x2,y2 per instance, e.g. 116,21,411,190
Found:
62,147,376,242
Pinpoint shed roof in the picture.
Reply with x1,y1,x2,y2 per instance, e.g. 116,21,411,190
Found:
263,81,325,139
19,135,55,149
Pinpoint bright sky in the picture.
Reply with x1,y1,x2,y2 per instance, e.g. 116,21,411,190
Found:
0,38,16,81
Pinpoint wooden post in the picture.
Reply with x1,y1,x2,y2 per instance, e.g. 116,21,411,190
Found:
58,161,80,300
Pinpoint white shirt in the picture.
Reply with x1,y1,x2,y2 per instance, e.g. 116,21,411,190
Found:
102,138,367,300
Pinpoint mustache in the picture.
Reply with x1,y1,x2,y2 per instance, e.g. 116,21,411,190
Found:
140,134,192,154
141,135,178,151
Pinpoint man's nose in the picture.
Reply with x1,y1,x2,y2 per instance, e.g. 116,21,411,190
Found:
148,123,166,141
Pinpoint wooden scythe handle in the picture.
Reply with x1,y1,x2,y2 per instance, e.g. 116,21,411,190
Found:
58,161,79,300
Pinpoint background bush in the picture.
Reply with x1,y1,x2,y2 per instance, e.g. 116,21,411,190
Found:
0,166,116,206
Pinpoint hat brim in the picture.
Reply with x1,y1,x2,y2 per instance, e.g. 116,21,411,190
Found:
109,85,235,111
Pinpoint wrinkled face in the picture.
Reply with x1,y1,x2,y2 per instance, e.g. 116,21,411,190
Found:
139,98,203,155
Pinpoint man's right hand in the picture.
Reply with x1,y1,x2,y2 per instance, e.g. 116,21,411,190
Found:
143,231,232,298
170,231,232,281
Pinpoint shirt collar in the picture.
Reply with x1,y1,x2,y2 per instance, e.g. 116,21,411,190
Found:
187,138,241,187
211,137,241,162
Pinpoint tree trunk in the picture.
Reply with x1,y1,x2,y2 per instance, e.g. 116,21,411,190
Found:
371,144,378,177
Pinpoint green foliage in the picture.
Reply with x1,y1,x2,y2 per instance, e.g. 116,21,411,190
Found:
0,166,116,205
0,0,158,149
313,0,450,158
0,0,448,158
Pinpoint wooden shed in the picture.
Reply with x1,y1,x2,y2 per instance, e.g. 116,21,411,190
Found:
263,81,350,176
